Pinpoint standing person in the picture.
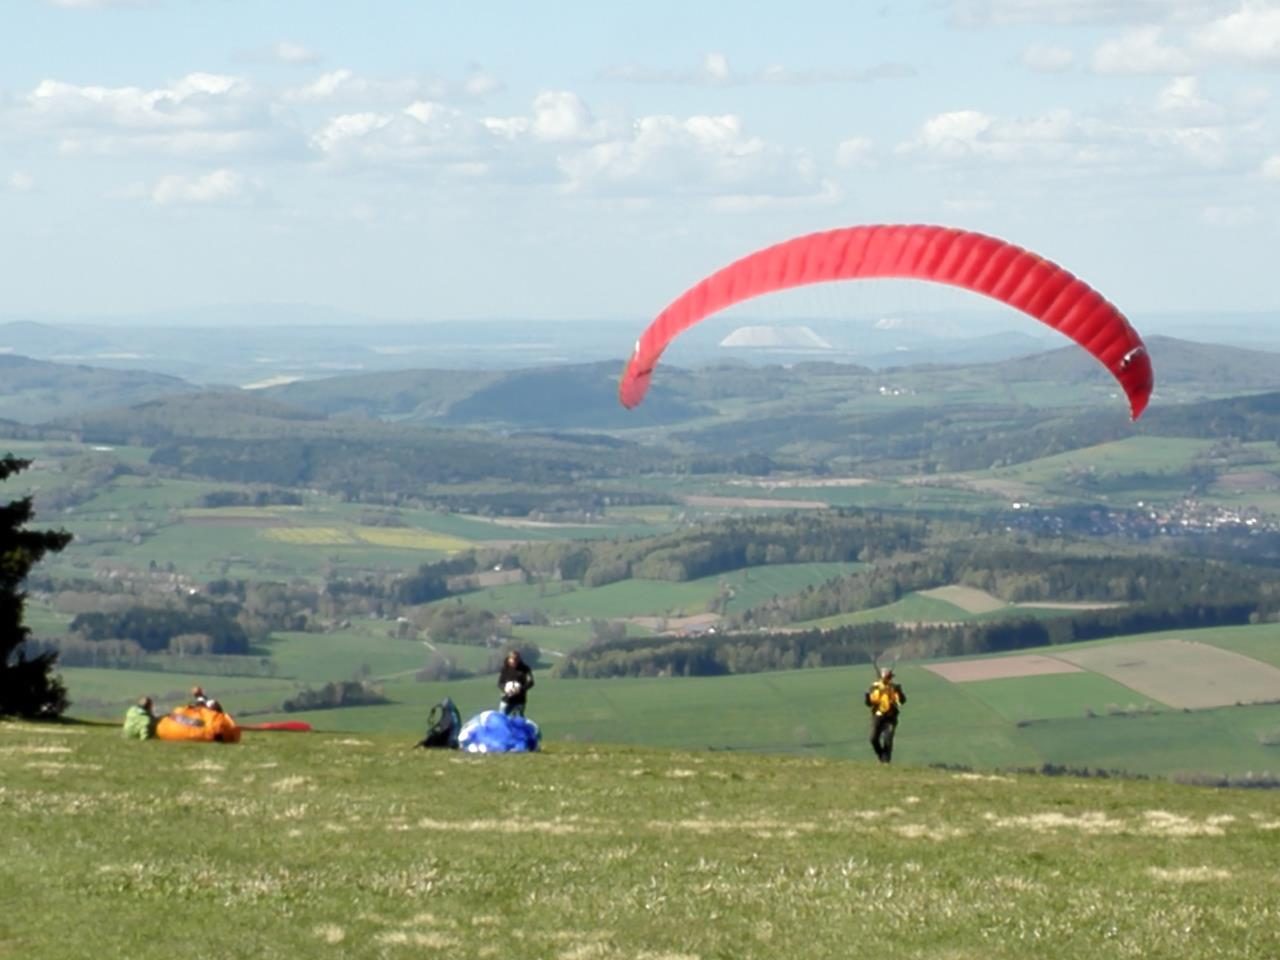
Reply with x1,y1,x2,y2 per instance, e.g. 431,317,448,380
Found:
497,649,535,717
865,668,906,763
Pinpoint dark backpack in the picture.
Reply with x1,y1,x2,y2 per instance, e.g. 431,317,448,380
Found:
415,697,461,749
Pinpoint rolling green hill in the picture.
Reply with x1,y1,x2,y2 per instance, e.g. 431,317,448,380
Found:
0,354,198,424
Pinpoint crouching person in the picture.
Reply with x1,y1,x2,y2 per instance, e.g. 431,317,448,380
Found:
122,696,157,740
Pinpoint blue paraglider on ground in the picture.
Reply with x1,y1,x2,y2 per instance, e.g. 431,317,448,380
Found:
458,710,541,753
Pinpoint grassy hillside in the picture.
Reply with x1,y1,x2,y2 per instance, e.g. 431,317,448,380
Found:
0,353,197,424
429,562,867,621
2,721,1278,959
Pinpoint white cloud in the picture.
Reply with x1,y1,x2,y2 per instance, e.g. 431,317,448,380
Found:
310,111,394,155
16,73,271,156
308,103,508,181
27,73,248,128
704,52,731,83
1155,76,1223,122
901,88,1258,176
1262,154,1280,178
904,110,996,157
901,107,1103,164
558,113,826,203
1093,26,1194,73
285,69,355,103
282,68,442,105
836,136,875,166
1022,44,1076,71
7,171,35,192
150,168,251,205
1193,1,1280,66
529,91,598,142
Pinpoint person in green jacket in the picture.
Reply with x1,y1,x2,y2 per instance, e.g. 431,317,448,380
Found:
121,696,157,740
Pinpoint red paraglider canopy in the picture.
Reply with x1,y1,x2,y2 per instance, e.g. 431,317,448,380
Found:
619,224,1153,419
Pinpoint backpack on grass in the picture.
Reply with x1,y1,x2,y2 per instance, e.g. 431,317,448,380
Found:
414,697,462,750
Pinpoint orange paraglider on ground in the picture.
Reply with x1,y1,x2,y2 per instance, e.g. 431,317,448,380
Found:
619,224,1154,420
155,701,241,743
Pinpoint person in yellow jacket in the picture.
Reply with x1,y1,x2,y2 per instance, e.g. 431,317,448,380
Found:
865,668,906,763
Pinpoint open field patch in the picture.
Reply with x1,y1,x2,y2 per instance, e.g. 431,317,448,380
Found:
727,476,872,489
801,591,972,629
926,654,1082,683
679,494,828,510
261,526,359,546
1016,601,1127,611
259,526,471,551
959,671,1163,725
628,612,722,634
350,526,472,552
183,510,295,528
918,584,1009,614
1212,470,1280,493
985,437,1216,485
1053,638,1280,709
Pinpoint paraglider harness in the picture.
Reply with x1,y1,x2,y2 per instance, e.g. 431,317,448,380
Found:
866,652,904,717
414,697,462,750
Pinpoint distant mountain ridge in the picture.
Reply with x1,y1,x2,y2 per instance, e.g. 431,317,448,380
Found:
5,335,1279,437
969,335,1280,395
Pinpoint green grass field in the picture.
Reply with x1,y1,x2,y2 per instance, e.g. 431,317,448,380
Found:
262,625,430,685
961,671,1164,724
56,622,1280,780
3,721,1279,959
431,563,867,622
987,436,1216,486
54,667,301,718
794,591,1084,630
801,592,973,628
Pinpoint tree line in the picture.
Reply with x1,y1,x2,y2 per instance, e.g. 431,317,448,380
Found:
559,598,1266,679
734,545,1275,628
395,510,930,608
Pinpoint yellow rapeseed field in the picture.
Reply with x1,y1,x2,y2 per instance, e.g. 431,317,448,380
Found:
261,526,470,552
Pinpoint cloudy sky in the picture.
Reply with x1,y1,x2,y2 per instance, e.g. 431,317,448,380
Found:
2,0,1278,324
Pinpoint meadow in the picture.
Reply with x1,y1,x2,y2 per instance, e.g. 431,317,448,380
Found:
53,622,1280,780
433,562,867,623
3,720,1279,960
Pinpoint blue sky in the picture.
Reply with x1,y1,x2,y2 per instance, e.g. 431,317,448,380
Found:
2,0,1278,323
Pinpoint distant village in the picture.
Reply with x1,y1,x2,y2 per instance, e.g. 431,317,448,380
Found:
1003,498,1280,539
